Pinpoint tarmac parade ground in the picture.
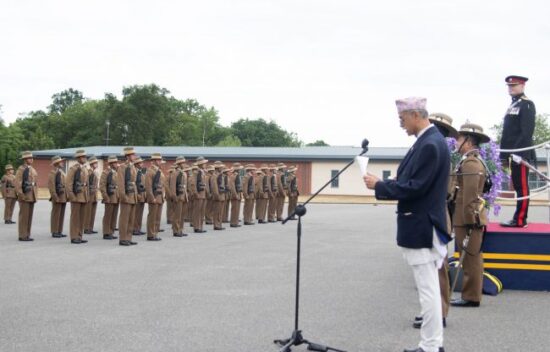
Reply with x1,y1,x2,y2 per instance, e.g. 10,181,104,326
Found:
1,201,549,352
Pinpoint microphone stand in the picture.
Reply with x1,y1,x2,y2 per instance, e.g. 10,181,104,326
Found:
274,143,369,352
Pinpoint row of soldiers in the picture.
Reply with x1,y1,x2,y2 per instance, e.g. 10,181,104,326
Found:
1,147,300,246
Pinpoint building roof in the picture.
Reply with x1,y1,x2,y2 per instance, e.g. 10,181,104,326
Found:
32,146,409,161
31,145,550,162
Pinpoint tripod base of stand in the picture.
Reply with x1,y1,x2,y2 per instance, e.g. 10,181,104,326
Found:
274,330,346,352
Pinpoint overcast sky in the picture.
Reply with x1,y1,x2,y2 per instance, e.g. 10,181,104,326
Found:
1,0,549,147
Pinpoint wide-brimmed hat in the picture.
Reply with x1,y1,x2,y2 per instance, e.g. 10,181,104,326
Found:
123,147,136,156
287,166,298,173
244,164,256,171
50,155,65,166
182,164,192,172
88,156,98,165
458,123,491,144
107,155,118,164
5,164,14,171
150,153,163,161
232,162,244,170
195,156,209,165
255,170,264,175
21,151,33,160
276,162,287,170
269,164,277,170
175,156,186,165
260,164,269,171
74,149,87,158
222,167,233,173
191,165,198,170
133,156,144,164
206,165,215,172
429,113,459,139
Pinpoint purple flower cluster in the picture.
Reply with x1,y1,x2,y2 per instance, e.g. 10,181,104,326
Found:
445,138,509,217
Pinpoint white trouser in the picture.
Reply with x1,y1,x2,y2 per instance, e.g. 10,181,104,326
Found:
411,260,443,352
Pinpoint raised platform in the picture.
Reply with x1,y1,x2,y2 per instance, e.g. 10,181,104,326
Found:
481,222,550,291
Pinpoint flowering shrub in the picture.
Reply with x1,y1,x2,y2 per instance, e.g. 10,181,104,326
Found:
447,138,509,216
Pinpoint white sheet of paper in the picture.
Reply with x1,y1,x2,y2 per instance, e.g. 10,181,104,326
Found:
355,156,369,176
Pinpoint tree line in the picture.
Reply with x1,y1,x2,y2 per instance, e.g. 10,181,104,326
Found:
0,84,330,172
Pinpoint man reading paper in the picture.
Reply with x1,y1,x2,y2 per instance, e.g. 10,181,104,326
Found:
364,97,451,352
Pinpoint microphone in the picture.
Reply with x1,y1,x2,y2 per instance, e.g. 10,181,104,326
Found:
361,138,369,155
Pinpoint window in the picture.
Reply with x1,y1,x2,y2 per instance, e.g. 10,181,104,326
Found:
383,170,391,180
529,171,547,189
330,170,339,188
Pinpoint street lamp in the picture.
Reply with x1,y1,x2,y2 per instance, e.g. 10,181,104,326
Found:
105,120,111,146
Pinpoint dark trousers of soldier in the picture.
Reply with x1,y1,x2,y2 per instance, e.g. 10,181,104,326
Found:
18,201,34,239
222,198,230,223
84,201,97,232
192,199,206,231
118,203,136,242
134,201,145,233
205,199,213,224
267,196,277,221
171,200,184,234
50,202,66,234
103,203,117,235
288,196,298,216
147,203,161,237
243,198,255,223
230,199,241,226
70,202,86,240
439,260,450,318
212,201,224,228
276,195,285,220
4,198,16,221
185,199,193,223
455,226,484,303
511,162,530,226
166,199,173,224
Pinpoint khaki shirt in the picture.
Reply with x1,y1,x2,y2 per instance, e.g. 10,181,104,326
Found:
170,168,188,202
452,151,488,227
242,174,255,200
15,165,38,203
48,168,67,203
117,161,137,204
145,165,165,204
210,171,226,201
288,174,299,197
88,169,99,203
67,163,89,203
100,168,118,204
1,174,17,199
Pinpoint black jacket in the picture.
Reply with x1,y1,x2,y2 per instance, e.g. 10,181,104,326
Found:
500,95,536,161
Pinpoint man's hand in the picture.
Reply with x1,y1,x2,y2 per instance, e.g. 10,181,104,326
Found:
363,173,381,190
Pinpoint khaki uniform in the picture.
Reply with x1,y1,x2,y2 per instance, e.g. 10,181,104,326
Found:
1,174,17,222
228,173,242,226
186,170,194,223
287,173,299,216
67,163,89,240
276,171,286,220
210,171,226,229
145,165,165,238
242,173,256,224
191,168,207,231
15,165,38,239
133,168,147,234
48,168,67,235
84,169,99,233
117,161,138,242
256,173,269,222
452,151,488,303
170,167,189,235
165,168,174,224
222,174,230,223
267,173,278,221
205,172,214,224
100,168,119,236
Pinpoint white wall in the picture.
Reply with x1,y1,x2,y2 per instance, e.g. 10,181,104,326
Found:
312,160,399,196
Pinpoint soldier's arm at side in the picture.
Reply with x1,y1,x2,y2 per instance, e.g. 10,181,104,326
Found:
66,167,76,202
461,159,483,226
516,100,536,149
48,171,58,202
145,170,155,203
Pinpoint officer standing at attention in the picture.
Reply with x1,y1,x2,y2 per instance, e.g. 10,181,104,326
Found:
286,166,299,220
229,163,243,227
117,147,138,246
100,156,119,240
275,163,287,221
204,165,215,225
170,157,189,237
267,164,278,222
48,155,68,238
242,164,256,225
66,150,89,244
451,123,490,308
144,153,165,241
84,156,100,235
192,156,209,233
210,163,226,231
15,151,38,241
2,164,17,224
500,75,536,228
132,156,147,237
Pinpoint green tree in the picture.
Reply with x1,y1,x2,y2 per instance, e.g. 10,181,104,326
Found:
306,140,329,146
231,118,302,147
491,113,550,145
217,135,242,146
49,88,84,114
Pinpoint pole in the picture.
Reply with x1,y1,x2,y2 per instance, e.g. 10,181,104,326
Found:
546,144,550,222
